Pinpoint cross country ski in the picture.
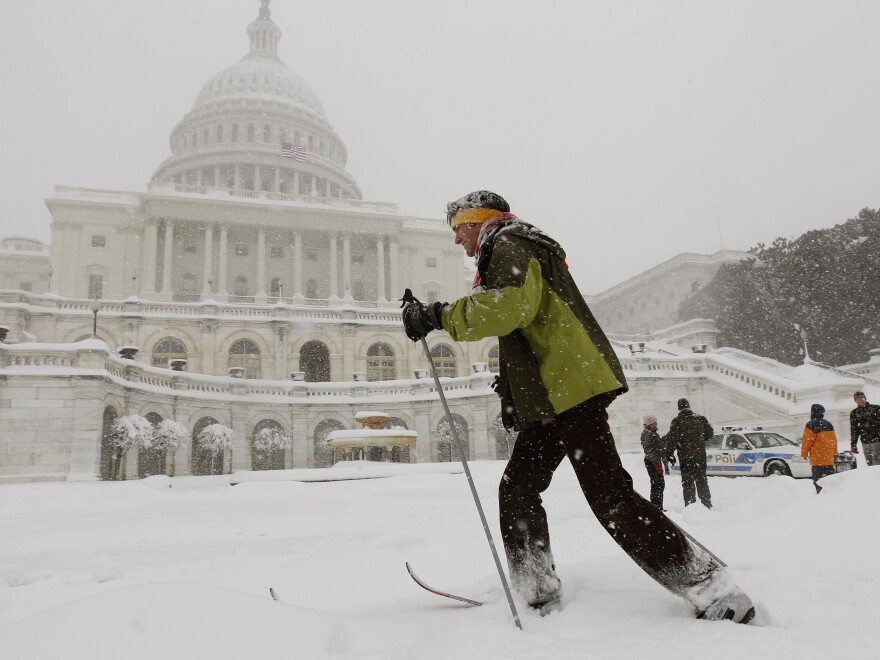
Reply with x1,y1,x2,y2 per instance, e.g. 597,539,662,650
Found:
405,562,484,607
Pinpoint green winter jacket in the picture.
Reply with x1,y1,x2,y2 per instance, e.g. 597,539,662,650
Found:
440,219,627,430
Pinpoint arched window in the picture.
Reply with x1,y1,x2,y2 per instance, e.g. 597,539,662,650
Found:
305,279,318,299
366,342,396,381
192,416,222,476
487,345,500,373
436,414,469,462
231,124,239,142
151,337,187,368
216,124,223,143
262,124,271,143
300,340,330,382
247,123,255,142
229,339,261,379
313,419,346,468
430,344,456,378
139,412,164,478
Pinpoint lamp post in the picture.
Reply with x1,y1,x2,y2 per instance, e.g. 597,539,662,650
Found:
800,329,811,364
47,264,53,292
131,272,137,297
207,277,213,296
90,298,101,338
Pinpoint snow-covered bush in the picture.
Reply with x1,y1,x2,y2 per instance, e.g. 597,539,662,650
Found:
110,415,155,454
197,424,235,472
153,419,189,454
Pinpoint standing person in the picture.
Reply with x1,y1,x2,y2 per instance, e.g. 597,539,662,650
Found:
401,190,754,623
666,398,713,509
850,391,880,466
640,414,668,510
802,403,838,493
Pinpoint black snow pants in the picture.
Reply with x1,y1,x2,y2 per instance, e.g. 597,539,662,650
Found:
498,394,715,606
678,455,712,508
643,457,666,509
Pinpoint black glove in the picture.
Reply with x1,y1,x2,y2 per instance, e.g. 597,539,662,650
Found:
402,301,446,341
491,374,504,398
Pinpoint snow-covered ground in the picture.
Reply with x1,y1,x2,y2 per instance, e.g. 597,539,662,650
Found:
1,454,877,659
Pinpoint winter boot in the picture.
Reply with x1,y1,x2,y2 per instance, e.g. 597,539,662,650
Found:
684,567,755,625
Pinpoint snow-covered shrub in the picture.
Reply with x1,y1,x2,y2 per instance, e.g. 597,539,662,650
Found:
110,415,155,454
153,419,189,454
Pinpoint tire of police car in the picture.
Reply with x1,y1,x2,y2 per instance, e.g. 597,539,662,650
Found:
763,460,791,477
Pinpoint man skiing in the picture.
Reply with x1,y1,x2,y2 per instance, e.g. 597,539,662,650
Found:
401,190,755,623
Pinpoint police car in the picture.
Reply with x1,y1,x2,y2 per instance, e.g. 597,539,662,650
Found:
673,426,812,478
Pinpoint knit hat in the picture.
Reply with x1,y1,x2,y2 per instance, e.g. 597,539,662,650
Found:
677,398,690,410
643,414,657,426
810,403,825,418
854,391,866,399
446,190,510,229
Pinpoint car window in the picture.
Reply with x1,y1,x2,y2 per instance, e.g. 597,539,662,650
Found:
706,434,723,449
747,433,789,448
725,434,747,450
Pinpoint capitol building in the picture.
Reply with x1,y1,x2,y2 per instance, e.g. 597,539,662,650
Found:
1,2,877,484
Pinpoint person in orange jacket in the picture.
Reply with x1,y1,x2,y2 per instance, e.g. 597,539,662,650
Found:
801,403,838,493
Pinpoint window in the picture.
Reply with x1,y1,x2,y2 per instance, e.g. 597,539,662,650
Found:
352,254,364,264
88,274,103,299
181,273,197,294
271,246,284,258
487,345,500,373
91,235,106,248
151,337,187,367
706,435,724,450
19,282,32,292
426,257,437,268
216,124,223,143
351,281,365,300
367,343,396,381
262,124,271,143
231,124,239,142
234,276,248,296
235,243,248,256
279,128,286,143
306,248,318,260
305,279,318,298
270,278,283,298
247,124,255,142
183,242,197,253
229,339,261,379
430,344,456,378
203,128,209,145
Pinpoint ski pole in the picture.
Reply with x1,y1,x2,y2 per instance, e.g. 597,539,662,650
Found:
402,290,522,630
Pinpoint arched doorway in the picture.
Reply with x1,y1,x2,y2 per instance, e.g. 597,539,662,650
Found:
251,419,288,471
493,414,517,460
192,416,223,476
138,412,165,478
436,414,469,462
313,419,345,468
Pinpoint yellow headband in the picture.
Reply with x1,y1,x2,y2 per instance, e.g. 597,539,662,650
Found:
449,207,503,231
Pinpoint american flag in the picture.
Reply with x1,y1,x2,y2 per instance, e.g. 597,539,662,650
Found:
281,142,307,162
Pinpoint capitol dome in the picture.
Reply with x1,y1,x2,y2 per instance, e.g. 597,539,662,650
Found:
152,0,361,200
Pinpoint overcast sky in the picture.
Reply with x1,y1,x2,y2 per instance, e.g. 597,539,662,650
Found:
1,0,878,293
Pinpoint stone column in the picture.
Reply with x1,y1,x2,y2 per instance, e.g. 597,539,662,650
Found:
199,319,218,375
292,414,310,468
160,220,175,300
255,228,267,303
389,237,400,302
341,326,356,381
413,405,432,463
217,225,229,300
202,222,214,296
341,233,351,299
376,236,386,302
292,229,303,299
328,232,339,300
143,218,159,295
471,403,490,460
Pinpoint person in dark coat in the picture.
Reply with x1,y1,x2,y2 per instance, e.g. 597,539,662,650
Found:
850,391,880,466
641,414,673,509
401,191,753,622
666,398,713,508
